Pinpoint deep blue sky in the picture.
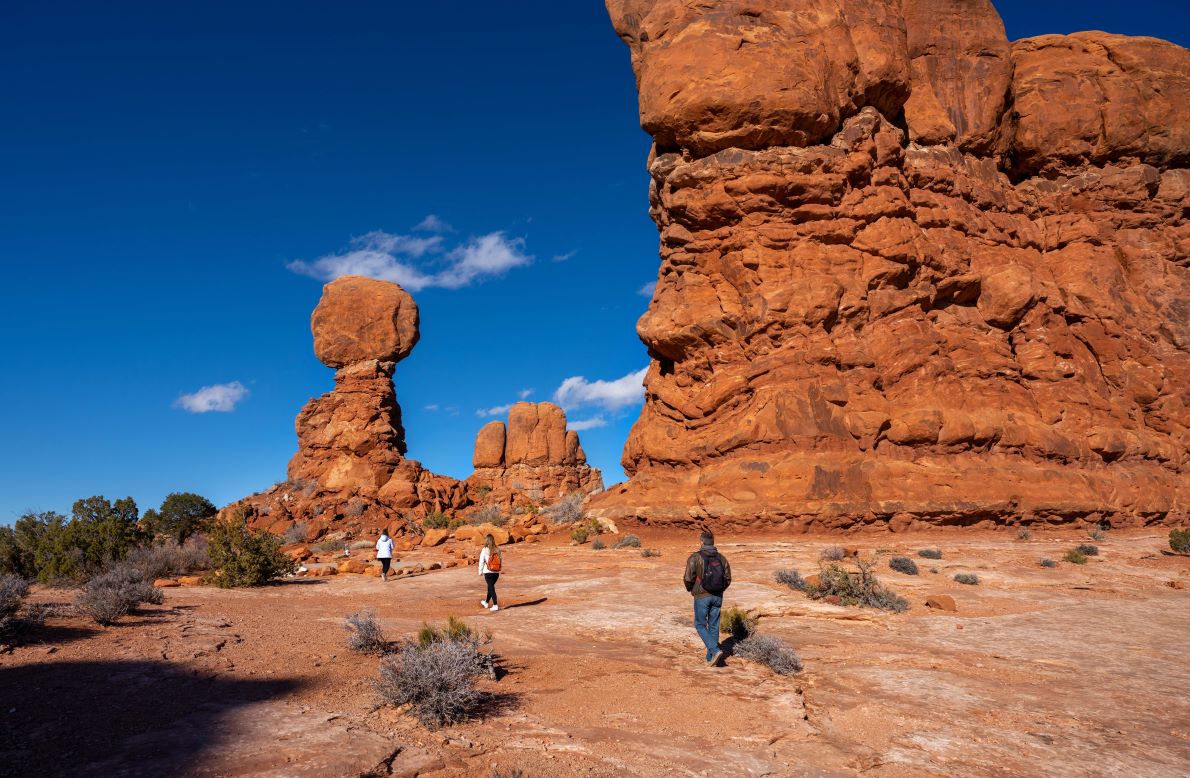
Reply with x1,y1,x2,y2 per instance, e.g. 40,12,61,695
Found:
1,1,1186,523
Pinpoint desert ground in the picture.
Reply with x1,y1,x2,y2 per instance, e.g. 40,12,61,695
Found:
2,528,1188,778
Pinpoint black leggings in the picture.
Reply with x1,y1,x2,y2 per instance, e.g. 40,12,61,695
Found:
379,558,391,575
484,572,499,605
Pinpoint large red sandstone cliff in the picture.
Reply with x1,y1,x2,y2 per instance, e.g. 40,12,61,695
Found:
591,0,1189,529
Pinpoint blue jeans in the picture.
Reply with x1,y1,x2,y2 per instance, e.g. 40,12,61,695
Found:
693,594,723,660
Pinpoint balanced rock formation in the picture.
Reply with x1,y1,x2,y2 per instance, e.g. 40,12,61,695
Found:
592,0,1188,529
467,402,603,507
230,276,466,541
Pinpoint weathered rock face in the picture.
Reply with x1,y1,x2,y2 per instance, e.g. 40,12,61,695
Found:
228,276,466,541
593,0,1188,529
467,402,604,506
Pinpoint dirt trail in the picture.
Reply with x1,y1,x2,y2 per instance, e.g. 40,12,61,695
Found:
2,530,1188,777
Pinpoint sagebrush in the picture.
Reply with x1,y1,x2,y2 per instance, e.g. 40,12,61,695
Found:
641,549,661,558
569,527,589,545
122,538,209,580
1016,529,1033,540
888,556,918,575
953,573,979,585
1064,548,1088,564
591,538,606,550
344,610,387,654
918,548,942,559
1076,543,1099,557
720,606,757,639
75,565,163,625
613,534,641,549
1040,558,1057,568
733,634,802,675
470,506,506,527
774,569,807,591
807,561,908,612
820,545,846,562
543,493,584,524
0,574,29,638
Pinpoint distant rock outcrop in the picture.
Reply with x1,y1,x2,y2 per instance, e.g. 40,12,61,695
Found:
467,402,603,507
592,0,1188,529
229,276,466,541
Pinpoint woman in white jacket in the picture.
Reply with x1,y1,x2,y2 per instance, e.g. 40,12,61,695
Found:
478,534,501,612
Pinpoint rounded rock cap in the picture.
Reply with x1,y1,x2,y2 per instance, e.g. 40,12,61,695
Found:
311,275,420,368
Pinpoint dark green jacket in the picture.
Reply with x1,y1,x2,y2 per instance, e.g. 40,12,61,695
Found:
684,545,731,600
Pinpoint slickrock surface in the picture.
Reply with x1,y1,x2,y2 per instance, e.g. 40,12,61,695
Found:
594,0,1189,529
230,276,467,542
4,530,1188,776
468,402,604,506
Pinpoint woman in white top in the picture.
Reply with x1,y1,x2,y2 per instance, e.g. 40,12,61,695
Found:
478,534,501,612
375,531,394,582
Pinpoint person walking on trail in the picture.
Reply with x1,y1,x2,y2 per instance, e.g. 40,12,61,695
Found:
479,534,502,612
685,529,731,666
375,530,394,582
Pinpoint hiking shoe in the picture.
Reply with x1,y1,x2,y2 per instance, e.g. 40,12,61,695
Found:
480,600,489,609
490,605,499,612
709,650,724,667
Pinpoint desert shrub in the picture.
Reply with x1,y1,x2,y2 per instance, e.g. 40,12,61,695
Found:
1171,529,1190,554
1016,529,1033,540
376,638,484,728
820,545,846,562
591,538,606,550
282,523,308,544
953,573,979,585
344,610,387,654
207,512,294,587
1040,558,1057,568
641,549,661,558
75,565,163,625
614,534,641,549
720,606,757,639
417,616,474,649
1076,543,1099,557
733,634,802,675
11,499,143,583
888,556,918,575
0,575,30,638
569,527,589,545
918,548,942,559
345,501,368,518
807,561,908,612
309,539,341,554
543,493,584,524
585,518,604,537
774,569,807,591
470,506,506,527
122,538,209,580
142,492,216,543
1088,528,1106,542
1064,548,1088,564
423,512,450,529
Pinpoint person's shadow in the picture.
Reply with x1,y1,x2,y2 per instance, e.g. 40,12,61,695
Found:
501,597,547,610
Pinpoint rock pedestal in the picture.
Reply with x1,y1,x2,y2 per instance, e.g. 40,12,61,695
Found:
591,0,1188,529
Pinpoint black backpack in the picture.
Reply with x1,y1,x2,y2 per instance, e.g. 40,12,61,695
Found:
699,550,726,593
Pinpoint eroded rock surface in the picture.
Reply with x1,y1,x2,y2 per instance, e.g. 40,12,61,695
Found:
593,0,1189,529
467,402,604,506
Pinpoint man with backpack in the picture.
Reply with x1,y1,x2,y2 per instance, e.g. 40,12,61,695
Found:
684,529,732,666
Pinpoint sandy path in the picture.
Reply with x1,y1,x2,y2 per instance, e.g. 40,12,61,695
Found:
2,529,1187,777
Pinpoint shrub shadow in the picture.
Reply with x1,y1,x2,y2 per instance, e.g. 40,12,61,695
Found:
0,660,302,778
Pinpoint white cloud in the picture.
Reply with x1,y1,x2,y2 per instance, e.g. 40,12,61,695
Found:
553,367,648,412
638,280,657,296
476,403,513,418
568,416,607,431
174,381,249,413
518,388,534,399
414,214,453,233
553,250,577,262
423,404,440,412
287,229,531,292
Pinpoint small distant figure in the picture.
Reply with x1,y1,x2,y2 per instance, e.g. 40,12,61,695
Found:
684,529,731,666
375,530,394,582
479,533,502,612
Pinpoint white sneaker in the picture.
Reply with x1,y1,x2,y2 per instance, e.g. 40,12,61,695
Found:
490,604,499,612
480,600,489,609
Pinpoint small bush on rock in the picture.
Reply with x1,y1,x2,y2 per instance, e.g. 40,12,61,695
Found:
1170,529,1190,554
807,561,908,612
1076,544,1099,557
1016,529,1033,540
344,610,387,654
569,527,589,545
953,573,979,585
543,493,584,524
733,634,802,675
591,538,606,550
889,556,918,575
774,569,807,591
1040,558,1057,568
1064,548,1088,565
613,534,641,549
423,512,450,529
282,523,308,544
470,506,506,527
207,512,294,587
820,545,846,562
75,565,163,625
1088,528,1106,542
918,548,942,559
720,606,757,639
641,549,661,558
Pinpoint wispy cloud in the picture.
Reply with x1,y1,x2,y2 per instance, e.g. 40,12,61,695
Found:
638,280,657,297
287,228,531,292
174,381,249,413
424,404,440,412
518,388,534,399
414,214,453,233
554,367,647,412
553,250,577,262
476,403,514,418
568,416,607,431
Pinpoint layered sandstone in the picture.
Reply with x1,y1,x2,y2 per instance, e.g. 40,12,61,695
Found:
593,0,1188,529
467,402,604,507
230,276,466,540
